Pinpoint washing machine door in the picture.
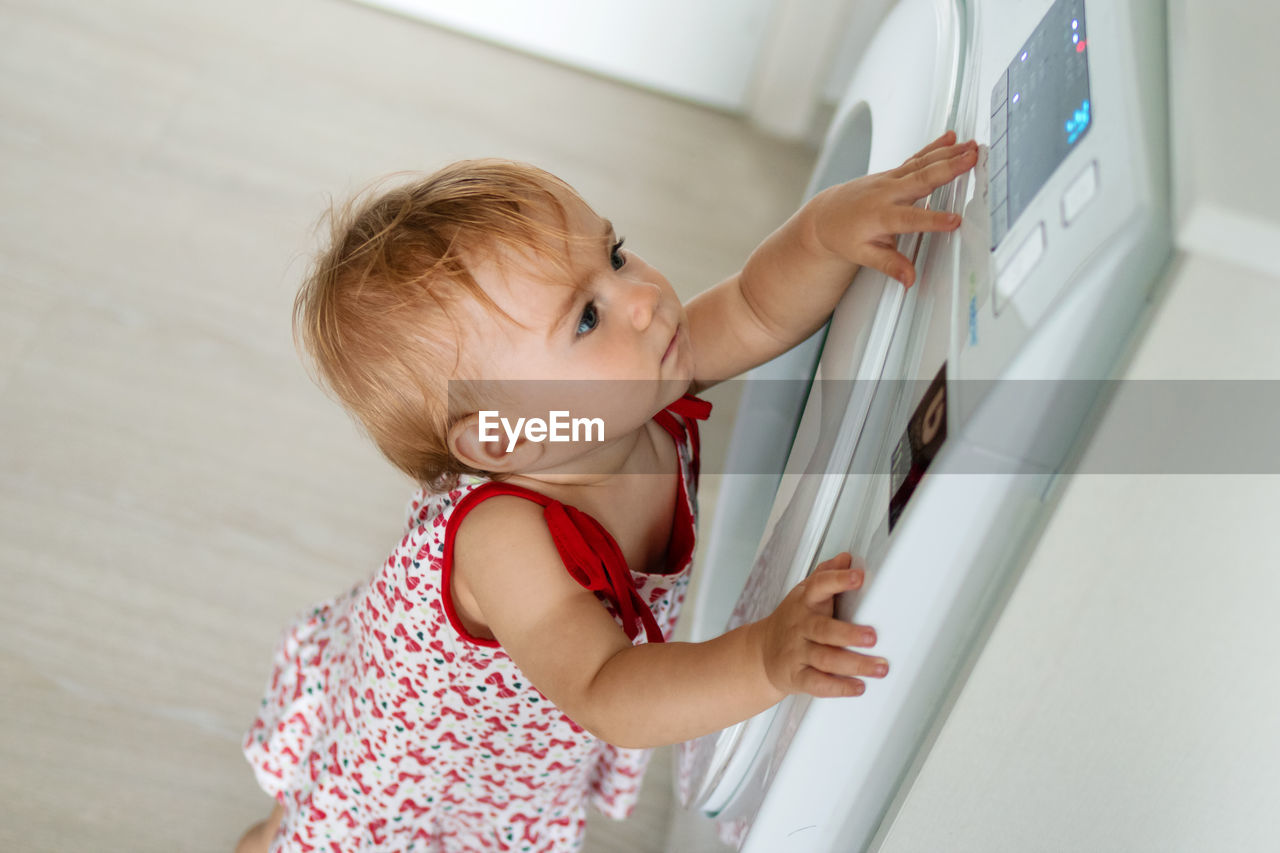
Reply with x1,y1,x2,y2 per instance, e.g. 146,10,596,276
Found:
680,0,969,821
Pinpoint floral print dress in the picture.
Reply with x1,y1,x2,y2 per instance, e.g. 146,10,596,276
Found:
243,394,711,852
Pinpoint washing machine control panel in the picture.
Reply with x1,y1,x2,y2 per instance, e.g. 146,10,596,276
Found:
989,0,1092,252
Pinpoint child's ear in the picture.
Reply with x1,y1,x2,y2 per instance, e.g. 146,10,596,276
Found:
448,411,545,475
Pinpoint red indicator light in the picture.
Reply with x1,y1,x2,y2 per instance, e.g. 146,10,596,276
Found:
1076,40,1087,53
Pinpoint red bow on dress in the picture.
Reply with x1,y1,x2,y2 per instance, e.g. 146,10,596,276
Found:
543,501,665,644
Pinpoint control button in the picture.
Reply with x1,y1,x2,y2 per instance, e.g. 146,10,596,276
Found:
991,200,1008,248
991,71,1009,111
991,103,1007,141
995,221,1045,305
990,172,1008,206
990,137,1008,177
1061,160,1099,226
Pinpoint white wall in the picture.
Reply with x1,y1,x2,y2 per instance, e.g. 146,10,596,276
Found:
352,0,891,140
350,0,777,111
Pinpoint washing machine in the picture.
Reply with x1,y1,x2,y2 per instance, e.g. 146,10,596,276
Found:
674,0,1170,850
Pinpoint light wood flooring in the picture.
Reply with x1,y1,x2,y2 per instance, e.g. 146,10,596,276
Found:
0,1,816,850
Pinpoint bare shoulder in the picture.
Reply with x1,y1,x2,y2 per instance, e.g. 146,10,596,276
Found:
453,493,549,558
450,494,570,640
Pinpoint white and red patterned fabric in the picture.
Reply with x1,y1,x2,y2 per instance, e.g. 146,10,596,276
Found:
244,394,711,852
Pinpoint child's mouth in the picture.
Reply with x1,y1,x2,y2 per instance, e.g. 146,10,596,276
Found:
662,327,679,362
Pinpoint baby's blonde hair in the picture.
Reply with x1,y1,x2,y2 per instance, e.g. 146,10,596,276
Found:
294,159,582,491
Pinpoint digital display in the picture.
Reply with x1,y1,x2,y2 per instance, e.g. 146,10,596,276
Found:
989,0,1092,248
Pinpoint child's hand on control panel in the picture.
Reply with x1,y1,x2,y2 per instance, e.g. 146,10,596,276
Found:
807,131,979,287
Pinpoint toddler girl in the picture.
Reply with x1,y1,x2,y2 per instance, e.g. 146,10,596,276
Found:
237,133,978,852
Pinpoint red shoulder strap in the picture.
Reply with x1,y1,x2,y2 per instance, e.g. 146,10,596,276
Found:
652,393,712,487
443,481,665,645
441,394,711,646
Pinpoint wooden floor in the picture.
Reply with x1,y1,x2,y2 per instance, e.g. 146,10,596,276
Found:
0,0,815,850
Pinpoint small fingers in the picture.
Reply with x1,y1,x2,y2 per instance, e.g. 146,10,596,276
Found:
908,138,976,172
797,668,868,699
815,551,854,572
891,133,965,177
806,612,878,648
906,130,958,163
809,643,889,680
884,205,962,235
855,244,916,287
800,558,863,607
907,143,979,196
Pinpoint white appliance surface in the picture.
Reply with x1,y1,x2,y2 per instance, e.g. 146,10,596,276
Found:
872,2,1280,848
874,262,1280,853
679,0,966,825
677,1,1180,851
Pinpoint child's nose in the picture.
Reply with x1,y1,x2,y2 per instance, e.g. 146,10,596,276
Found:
627,281,660,330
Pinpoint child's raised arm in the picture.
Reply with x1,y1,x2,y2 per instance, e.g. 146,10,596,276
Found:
686,132,978,393
455,497,882,749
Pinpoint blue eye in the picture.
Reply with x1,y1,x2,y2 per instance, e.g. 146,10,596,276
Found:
576,301,599,336
610,238,626,271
